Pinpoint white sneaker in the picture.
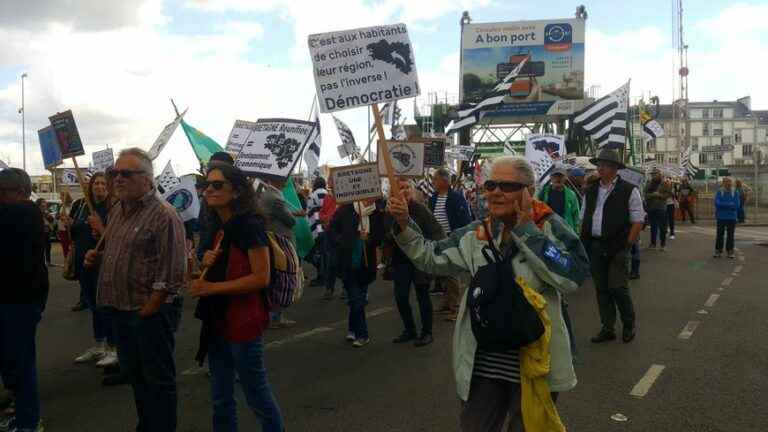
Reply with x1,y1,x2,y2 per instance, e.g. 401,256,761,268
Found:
670,235,676,239
345,332,356,342
95,349,118,368
74,346,105,363
352,337,370,348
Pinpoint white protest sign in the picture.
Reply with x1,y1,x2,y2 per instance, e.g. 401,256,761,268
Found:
329,163,383,204
148,110,185,160
619,168,646,189
525,134,566,161
91,148,114,172
164,174,200,222
309,23,420,113
225,120,258,155
337,144,351,159
377,140,424,178
60,168,93,186
234,118,315,179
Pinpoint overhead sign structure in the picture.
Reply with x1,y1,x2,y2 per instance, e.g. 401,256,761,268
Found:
234,118,316,180
91,148,114,172
49,110,85,158
378,140,424,178
460,18,585,117
423,139,446,167
308,23,420,113
329,163,383,204
38,126,63,169
225,120,259,155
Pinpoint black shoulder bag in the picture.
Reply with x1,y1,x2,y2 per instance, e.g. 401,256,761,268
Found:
466,220,544,352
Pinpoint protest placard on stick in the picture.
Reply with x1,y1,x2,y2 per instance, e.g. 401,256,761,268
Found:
377,140,424,178
92,148,114,172
329,163,382,204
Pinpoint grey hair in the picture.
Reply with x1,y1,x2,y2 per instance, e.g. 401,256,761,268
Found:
433,167,451,181
118,147,154,180
490,156,536,185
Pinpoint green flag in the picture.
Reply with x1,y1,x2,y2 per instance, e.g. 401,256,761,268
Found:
282,180,314,259
180,119,224,164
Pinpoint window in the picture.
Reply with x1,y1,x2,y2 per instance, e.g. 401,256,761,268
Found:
703,123,710,136
743,144,753,156
735,132,742,143
713,108,723,119
655,153,665,163
722,136,732,145
668,157,678,165
703,108,710,119
712,123,723,136
692,143,699,151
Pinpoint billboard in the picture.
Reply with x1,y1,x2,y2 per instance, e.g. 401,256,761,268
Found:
461,18,585,117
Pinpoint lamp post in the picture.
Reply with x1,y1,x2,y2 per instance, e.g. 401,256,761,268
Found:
19,73,27,171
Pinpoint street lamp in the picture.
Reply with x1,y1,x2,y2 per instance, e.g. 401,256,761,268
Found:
19,73,27,171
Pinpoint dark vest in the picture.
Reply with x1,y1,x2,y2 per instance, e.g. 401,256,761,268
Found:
581,178,635,256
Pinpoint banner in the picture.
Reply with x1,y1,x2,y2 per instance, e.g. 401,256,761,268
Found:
148,110,185,160
461,19,585,117
91,148,114,172
234,118,315,179
49,110,85,158
164,175,200,222
308,23,420,113
38,126,63,169
225,120,259,155
378,140,424,178
330,163,383,204
445,145,475,161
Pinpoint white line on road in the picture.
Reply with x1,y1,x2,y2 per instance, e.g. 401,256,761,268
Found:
630,364,666,398
678,321,700,340
721,277,733,286
704,294,720,308
734,265,743,273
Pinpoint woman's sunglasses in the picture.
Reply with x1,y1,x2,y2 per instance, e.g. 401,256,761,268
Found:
483,180,529,193
201,180,230,191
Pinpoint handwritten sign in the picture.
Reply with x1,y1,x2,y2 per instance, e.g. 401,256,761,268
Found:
308,24,420,113
423,139,446,167
378,140,424,178
330,162,382,204
91,148,114,172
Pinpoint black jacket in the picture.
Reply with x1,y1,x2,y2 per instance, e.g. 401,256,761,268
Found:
329,203,385,285
0,201,49,307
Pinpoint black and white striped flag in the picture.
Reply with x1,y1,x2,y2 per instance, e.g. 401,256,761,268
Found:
155,160,180,196
416,176,435,197
445,57,529,134
642,119,665,143
304,103,321,177
680,147,699,178
573,81,630,150
333,116,360,160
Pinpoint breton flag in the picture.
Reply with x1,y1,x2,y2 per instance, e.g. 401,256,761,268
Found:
573,81,630,150
445,56,529,134
0,159,8,170
155,160,180,197
416,176,435,198
642,119,665,143
304,102,321,177
333,116,360,160
680,146,699,178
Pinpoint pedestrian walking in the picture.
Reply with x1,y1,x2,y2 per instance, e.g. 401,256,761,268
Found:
734,179,749,223
0,168,48,432
383,179,445,348
665,178,677,239
535,166,581,233
678,178,697,223
191,163,284,432
714,177,741,259
389,156,589,432
84,148,187,432
643,168,672,251
428,168,472,321
581,149,645,344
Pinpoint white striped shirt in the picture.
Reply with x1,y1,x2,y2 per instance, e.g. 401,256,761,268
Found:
473,349,520,383
434,194,451,235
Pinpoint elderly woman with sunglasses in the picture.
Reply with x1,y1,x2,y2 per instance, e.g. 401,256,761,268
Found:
388,156,590,432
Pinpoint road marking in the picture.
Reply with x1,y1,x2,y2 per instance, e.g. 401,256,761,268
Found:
738,255,745,262
367,306,394,317
678,321,700,340
721,277,733,286
630,364,666,398
697,309,709,315
704,294,720,308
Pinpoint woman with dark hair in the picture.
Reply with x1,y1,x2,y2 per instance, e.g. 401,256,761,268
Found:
71,172,118,367
191,163,284,432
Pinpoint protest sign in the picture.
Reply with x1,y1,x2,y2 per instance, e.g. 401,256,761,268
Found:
60,168,94,186
225,120,258,155
164,175,200,222
525,134,566,161
308,23,420,113
330,163,383,204
445,145,474,162
38,126,63,169
423,139,446,168
91,148,114,172
148,110,185,160
619,168,645,189
49,110,85,158
234,118,315,179
378,140,424,178
0,160,7,170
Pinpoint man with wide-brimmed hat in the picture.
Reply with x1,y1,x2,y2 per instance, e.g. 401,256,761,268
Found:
580,149,645,343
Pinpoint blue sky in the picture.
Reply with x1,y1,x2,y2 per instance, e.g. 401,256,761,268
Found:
1,0,767,175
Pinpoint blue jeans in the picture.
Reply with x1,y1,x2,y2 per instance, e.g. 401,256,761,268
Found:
648,208,668,247
80,270,114,346
344,272,369,339
113,303,180,432
0,304,42,430
208,336,284,432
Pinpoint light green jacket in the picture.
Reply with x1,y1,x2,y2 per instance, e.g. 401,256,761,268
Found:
395,215,590,400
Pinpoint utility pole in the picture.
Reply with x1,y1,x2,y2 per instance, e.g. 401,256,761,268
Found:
19,73,27,171
677,0,690,172
755,149,760,221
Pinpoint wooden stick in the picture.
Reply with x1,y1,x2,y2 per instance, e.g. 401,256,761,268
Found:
71,157,94,213
198,233,224,281
371,103,402,201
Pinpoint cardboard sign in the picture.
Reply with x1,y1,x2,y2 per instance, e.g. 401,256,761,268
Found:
308,23,420,113
91,148,114,172
423,139,446,167
38,126,63,169
225,120,259,155
234,118,316,179
49,110,85,158
330,163,382,204
377,140,424,178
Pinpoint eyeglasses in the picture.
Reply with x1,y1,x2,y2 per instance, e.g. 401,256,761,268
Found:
483,180,529,193
107,169,145,179
201,180,230,191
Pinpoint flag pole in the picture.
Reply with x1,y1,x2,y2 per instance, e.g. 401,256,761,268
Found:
71,157,94,213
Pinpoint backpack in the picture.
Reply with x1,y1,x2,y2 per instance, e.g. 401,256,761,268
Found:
467,221,544,352
266,232,303,309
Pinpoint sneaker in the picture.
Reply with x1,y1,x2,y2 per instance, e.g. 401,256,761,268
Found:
727,252,736,259
95,349,119,368
670,235,676,239
345,332,356,342
647,244,656,250
392,332,416,344
352,337,370,348
414,333,434,347
713,251,723,258
74,346,105,363
659,246,666,252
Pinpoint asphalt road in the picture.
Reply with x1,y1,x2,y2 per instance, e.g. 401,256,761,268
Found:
27,224,768,431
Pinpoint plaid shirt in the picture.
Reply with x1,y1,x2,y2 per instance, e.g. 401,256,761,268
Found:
97,191,187,311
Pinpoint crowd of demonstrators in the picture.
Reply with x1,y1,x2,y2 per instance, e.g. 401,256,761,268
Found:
643,168,673,251
382,179,445,347
428,168,472,322
581,150,645,344
388,156,589,431
714,177,742,259
191,163,285,431
0,168,48,432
